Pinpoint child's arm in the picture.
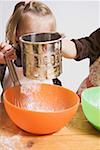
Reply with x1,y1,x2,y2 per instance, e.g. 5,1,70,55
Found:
0,42,16,64
62,28,100,65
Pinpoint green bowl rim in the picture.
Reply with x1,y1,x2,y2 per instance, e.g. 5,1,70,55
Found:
81,86,100,109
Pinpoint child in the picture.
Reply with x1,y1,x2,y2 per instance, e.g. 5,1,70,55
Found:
1,1,62,92
62,28,100,97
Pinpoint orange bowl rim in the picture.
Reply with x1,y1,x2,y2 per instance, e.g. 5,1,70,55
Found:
3,83,80,114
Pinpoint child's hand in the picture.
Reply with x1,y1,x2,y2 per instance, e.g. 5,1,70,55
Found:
0,42,16,64
62,38,77,59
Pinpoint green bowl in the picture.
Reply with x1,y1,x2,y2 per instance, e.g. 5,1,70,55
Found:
81,87,100,130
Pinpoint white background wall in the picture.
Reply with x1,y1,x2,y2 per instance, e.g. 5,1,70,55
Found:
0,0,100,92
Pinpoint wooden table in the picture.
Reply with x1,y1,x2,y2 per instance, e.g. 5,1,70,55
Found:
0,103,99,150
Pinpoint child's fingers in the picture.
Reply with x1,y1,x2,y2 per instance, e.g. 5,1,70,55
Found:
4,48,15,56
0,52,5,63
5,53,16,59
0,42,9,50
59,33,66,38
4,50,16,60
1,44,12,54
5,54,16,61
0,42,5,49
0,43,15,64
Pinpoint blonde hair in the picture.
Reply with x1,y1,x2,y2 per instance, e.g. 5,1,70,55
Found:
6,1,56,45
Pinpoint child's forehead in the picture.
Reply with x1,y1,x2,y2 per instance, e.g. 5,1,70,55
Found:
19,13,52,28
20,12,53,25
17,13,55,37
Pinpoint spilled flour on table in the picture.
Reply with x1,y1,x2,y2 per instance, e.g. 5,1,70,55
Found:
0,135,25,150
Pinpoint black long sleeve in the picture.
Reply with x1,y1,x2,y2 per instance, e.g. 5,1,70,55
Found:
0,64,6,86
72,28,100,65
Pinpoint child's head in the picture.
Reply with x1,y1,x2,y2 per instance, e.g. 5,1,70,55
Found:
6,1,56,46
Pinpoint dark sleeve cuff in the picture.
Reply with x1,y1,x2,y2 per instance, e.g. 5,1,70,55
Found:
71,39,83,61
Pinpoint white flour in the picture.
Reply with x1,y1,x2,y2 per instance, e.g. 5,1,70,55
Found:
14,83,64,112
0,135,25,150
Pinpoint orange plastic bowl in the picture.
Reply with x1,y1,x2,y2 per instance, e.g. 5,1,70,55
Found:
3,84,79,135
